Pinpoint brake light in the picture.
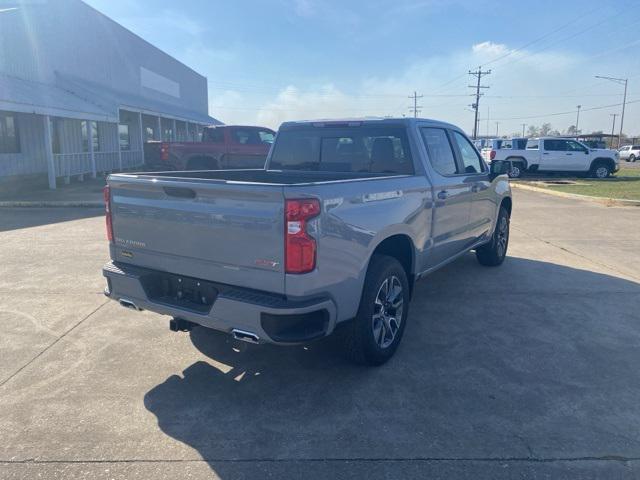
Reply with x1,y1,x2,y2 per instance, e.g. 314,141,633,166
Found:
490,150,496,160
160,142,169,161
103,185,114,243
285,199,320,274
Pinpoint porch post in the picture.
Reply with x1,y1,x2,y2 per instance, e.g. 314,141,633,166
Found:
88,121,96,178
157,116,162,141
43,115,56,190
138,112,145,166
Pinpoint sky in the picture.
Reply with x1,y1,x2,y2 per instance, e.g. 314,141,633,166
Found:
84,0,640,137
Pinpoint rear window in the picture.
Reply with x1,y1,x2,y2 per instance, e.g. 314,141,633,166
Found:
633,145,640,150
269,126,414,174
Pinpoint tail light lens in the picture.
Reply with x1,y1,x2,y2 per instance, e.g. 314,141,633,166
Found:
490,150,496,160
160,143,169,161
103,185,114,243
285,199,320,274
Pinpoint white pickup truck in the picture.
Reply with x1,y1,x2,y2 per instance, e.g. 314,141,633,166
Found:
490,137,619,178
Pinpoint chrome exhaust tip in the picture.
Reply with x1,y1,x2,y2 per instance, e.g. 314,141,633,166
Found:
119,298,142,311
231,329,260,344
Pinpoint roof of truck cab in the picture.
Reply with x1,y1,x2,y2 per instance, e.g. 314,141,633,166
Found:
279,117,461,130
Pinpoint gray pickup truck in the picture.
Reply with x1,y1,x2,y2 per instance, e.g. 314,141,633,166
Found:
102,118,512,365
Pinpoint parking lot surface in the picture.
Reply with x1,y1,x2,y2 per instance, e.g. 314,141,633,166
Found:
1,189,640,479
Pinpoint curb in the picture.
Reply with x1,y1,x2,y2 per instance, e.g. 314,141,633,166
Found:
511,182,640,207
0,201,103,208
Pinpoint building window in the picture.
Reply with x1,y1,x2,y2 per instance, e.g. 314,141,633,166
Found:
82,121,100,152
119,124,130,151
145,126,155,141
0,111,20,154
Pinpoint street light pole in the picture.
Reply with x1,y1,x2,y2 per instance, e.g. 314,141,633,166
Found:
610,113,618,143
595,75,628,148
575,105,581,136
521,123,526,137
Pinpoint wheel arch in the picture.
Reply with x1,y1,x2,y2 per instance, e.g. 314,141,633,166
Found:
505,156,527,168
369,234,416,297
500,196,512,216
590,157,616,170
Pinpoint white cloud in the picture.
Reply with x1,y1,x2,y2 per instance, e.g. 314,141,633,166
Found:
472,41,509,56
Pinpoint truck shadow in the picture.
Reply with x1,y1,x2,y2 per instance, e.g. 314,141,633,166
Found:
144,255,640,478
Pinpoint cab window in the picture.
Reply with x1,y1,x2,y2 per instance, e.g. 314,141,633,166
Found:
452,131,485,174
420,127,457,176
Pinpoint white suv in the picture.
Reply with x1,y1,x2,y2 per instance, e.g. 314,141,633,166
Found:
619,145,640,162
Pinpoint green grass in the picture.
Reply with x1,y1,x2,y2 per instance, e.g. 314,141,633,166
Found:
617,167,640,177
545,176,640,201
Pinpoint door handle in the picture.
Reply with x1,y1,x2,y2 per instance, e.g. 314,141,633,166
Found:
437,190,449,200
543,152,549,155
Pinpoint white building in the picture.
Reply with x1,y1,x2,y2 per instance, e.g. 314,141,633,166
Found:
0,0,220,188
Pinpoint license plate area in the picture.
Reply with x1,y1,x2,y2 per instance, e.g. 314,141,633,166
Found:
140,271,218,313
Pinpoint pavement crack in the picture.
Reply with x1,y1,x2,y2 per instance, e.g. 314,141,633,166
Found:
0,299,109,389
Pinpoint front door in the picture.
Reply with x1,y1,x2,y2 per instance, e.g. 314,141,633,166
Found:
419,127,473,268
450,130,494,241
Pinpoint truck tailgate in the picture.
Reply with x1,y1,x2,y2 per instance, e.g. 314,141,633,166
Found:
108,176,285,294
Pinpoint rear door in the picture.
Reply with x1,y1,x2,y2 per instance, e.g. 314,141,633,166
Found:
541,139,568,170
420,126,474,267
224,127,275,169
109,176,286,293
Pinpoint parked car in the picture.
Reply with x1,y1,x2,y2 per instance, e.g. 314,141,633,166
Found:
143,125,276,171
619,145,640,162
482,138,528,178
491,137,619,178
102,118,512,366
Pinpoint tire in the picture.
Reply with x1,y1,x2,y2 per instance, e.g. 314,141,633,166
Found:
508,161,524,178
590,161,611,179
630,155,636,163
476,206,510,267
342,254,410,366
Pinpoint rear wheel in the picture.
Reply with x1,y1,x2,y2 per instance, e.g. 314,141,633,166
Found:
476,206,510,267
630,155,636,163
342,255,410,366
508,161,524,178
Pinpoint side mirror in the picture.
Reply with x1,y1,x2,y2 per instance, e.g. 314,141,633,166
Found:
489,160,510,180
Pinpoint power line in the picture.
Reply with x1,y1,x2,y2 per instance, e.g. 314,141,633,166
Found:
468,68,491,139
493,98,640,121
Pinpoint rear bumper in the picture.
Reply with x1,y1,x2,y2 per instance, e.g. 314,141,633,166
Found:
102,262,337,345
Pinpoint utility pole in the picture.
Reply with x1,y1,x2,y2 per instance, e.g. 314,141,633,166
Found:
495,122,500,137
408,91,423,118
521,123,527,137
610,113,618,146
468,67,491,139
575,105,581,136
595,75,628,147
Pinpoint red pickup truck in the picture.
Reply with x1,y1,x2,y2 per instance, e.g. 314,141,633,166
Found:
143,125,276,170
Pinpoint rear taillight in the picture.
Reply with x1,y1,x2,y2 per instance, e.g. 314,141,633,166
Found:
285,199,320,274
160,142,169,161
490,150,496,160
103,185,114,243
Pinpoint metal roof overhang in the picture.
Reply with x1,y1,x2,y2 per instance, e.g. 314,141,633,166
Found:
0,73,117,122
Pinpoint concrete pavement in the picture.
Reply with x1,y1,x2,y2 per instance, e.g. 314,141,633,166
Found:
1,190,639,479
